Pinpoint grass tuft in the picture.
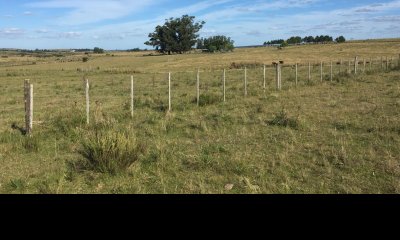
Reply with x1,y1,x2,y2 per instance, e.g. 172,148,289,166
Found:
267,108,300,129
79,129,145,175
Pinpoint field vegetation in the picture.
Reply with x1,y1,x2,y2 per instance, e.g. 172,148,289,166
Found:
0,39,399,193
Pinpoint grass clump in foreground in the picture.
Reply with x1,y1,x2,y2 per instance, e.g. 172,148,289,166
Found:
79,128,145,175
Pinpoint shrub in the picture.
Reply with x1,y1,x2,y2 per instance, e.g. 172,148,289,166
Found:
193,93,221,106
267,108,299,129
79,130,144,175
82,57,89,62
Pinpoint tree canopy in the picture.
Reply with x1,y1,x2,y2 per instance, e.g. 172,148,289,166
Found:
93,47,104,54
335,36,346,43
145,15,205,54
197,35,234,52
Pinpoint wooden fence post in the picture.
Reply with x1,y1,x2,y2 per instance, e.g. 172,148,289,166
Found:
308,62,311,82
244,67,247,96
398,54,400,68
197,69,200,106
223,69,226,102
330,61,333,82
348,60,351,74
295,63,298,86
279,64,282,89
29,84,33,134
386,56,389,70
320,61,323,82
363,58,366,73
276,64,279,90
263,65,266,90
354,56,358,74
24,79,30,133
86,79,89,125
24,80,33,135
168,72,171,112
370,57,372,70
131,76,134,118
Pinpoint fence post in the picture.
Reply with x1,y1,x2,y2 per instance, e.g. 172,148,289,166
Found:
276,64,279,90
354,56,358,74
391,57,393,69
320,61,323,82
308,62,311,82
381,57,383,70
24,79,30,133
363,58,366,73
398,54,400,68
223,69,226,102
86,79,89,125
131,76,134,118
168,72,171,112
295,63,298,86
24,81,33,136
348,60,351,74
386,56,389,70
263,65,266,90
330,61,333,82
197,69,200,106
29,84,33,134
370,57,372,70
244,67,247,96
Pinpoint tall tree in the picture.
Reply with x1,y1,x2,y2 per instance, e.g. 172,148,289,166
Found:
145,15,205,54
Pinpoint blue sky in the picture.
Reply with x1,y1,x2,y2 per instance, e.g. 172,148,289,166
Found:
1,0,399,49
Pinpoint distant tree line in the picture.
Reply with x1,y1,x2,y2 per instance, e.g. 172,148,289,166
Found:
264,35,346,46
196,35,234,52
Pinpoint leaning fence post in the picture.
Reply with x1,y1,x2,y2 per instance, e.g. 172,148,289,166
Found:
168,72,171,112
197,69,200,106
131,75,134,118
86,79,89,125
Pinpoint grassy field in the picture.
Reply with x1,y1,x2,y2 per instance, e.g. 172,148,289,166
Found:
0,39,399,193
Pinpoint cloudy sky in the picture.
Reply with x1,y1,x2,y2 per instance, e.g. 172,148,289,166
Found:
1,0,399,49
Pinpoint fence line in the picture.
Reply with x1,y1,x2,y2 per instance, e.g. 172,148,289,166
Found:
17,55,400,132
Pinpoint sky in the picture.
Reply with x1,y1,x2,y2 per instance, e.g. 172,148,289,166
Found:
0,0,400,50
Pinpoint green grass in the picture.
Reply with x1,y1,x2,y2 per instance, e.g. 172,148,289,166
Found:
0,41,400,193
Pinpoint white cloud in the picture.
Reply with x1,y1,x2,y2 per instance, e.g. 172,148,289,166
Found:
0,28,25,38
23,11,34,16
26,0,160,25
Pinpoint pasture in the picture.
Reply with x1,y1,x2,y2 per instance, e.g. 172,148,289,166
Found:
0,39,399,193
